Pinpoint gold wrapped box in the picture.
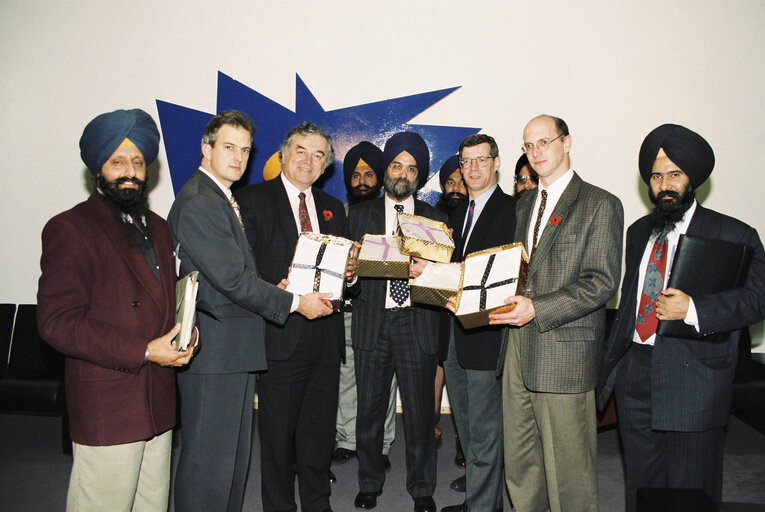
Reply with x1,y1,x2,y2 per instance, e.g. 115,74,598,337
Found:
396,212,454,263
410,262,462,307
286,233,354,299
356,234,410,279
454,243,529,330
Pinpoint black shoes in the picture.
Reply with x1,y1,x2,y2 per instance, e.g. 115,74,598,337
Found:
414,496,436,512
441,503,468,512
333,447,357,462
450,474,466,492
354,491,382,510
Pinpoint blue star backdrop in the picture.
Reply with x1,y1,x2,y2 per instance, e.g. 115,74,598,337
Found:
156,72,479,205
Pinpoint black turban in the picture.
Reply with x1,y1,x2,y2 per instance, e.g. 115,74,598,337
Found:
343,141,385,189
438,154,461,189
80,109,160,176
638,124,714,188
383,132,430,188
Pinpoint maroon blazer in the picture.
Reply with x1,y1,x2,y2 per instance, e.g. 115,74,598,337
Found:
37,191,177,446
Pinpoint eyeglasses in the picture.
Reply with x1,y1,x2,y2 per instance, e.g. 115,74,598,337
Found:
521,134,565,154
515,175,535,184
459,155,494,169
389,162,418,174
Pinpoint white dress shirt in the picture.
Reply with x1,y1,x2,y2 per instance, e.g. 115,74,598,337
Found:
385,194,414,309
460,184,497,251
280,173,320,233
526,169,575,251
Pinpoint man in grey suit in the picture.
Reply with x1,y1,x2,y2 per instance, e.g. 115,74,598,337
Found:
491,115,623,512
167,110,332,512
598,124,765,512
348,132,446,512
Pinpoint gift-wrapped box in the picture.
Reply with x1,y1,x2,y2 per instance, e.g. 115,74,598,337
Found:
410,262,462,307
396,212,454,263
454,243,529,329
286,233,354,299
356,234,410,279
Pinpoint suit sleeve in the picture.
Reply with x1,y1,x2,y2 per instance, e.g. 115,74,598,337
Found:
533,194,624,332
37,216,147,373
171,191,292,323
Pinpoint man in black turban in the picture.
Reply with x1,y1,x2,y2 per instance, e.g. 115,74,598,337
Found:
435,154,468,215
598,124,765,511
37,108,194,511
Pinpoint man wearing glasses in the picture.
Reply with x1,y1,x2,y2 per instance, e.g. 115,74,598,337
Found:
491,115,623,512
441,134,516,512
514,153,539,197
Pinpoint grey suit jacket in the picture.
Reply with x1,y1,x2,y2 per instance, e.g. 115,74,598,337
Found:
598,205,765,431
348,197,448,355
498,172,623,393
167,170,293,374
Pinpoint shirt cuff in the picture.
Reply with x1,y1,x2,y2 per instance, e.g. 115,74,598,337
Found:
290,293,300,313
683,297,700,332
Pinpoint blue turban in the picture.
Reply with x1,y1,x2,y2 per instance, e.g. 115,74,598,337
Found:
383,132,430,188
80,109,160,176
638,124,714,188
343,141,385,189
438,154,461,189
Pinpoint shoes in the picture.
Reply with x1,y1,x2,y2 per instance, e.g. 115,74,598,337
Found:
449,475,466,492
413,496,436,512
328,470,336,484
454,437,465,467
354,491,381,510
333,447,357,462
441,503,468,512
382,454,391,470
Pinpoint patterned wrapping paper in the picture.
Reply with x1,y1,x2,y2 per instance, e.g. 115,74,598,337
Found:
454,243,529,329
286,232,355,299
356,234,410,279
410,262,462,307
396,212,454,263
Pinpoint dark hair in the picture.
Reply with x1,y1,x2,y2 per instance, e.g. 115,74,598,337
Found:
280,121,335,169
551,116,569,137
201,110,256,147
514,153,538,182
459,133,499,158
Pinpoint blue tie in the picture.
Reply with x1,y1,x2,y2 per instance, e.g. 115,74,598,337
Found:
460,200,475,256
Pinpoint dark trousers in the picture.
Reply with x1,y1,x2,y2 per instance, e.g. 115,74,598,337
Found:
355,309,437,498
175,372,256,512
258,330,340,512
615,343,725,512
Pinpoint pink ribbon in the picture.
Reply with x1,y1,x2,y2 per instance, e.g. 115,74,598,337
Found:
403,221,442,243
365,237,399,260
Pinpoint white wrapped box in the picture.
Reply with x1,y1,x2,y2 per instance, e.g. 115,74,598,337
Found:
396,212,454,263
357,234,410,279
286,233,354,299
410,262,462,307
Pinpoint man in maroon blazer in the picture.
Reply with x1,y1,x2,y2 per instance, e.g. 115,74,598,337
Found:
37,108,195,512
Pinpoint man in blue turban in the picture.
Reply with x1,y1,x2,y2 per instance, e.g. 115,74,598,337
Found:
38,108,195,511
598,123,765,511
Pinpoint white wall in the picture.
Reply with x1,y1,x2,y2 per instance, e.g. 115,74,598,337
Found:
2,0,763,347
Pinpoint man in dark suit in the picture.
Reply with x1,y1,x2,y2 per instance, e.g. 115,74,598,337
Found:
598,124,765,512
348,132,446,512
491,115,623,512
441,134,516,512
168,111,332,512
37,108,195,511
235,121,349,512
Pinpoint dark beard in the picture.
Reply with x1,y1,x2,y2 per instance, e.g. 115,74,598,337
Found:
384,174,418,201
348,183,381,205
647,185,695,239
97,174,150,220
436,192,468,214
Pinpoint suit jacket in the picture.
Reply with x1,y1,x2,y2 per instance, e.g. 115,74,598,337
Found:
598,205,765,431
234,177,347,361
167,170,293,374
498,172,624,393
37,191,177,446
348,197,448,355
446,186,517,370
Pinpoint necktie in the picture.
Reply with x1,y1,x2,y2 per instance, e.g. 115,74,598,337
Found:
229,196,244,229
531,189,548,258
298,192,313,233
635,237,668,341
460,200,475,256
390,204,409,306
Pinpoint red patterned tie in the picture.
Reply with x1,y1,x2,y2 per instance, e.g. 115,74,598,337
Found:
298,192,313,233
636,237,668,341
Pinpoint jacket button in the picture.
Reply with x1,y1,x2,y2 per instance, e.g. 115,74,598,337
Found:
132,301,140,307
682,361,689,367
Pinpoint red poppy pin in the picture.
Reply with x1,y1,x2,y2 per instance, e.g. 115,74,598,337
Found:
322,210,333,221
549,216,562,227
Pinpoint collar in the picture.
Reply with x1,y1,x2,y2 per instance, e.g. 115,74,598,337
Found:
280,173,314,201
198,166,232,200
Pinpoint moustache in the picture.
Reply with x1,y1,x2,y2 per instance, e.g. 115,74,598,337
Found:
656,190,680,200
113,176,146,187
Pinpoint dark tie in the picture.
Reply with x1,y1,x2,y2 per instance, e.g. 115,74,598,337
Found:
531,189,548,258
229,196,244,229
460,200,475,256
298,192,313,233
635,237,668,341
390,204,409,306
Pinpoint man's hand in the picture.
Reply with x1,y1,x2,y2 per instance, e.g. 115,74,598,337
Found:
409,257,429,278
276,278,290,290
656,288,690,321
297,292,334,319
445,296,457,313
146,323,194,367
345,242,361,281
488,296,536,326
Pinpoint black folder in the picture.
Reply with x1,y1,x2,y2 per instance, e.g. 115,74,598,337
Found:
657,234,753,340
